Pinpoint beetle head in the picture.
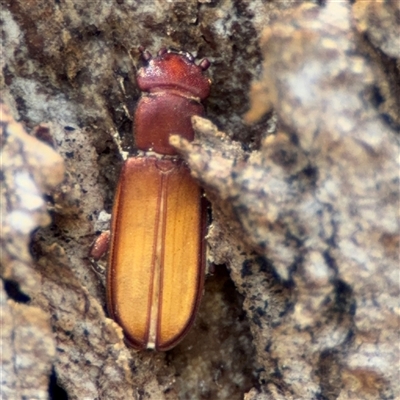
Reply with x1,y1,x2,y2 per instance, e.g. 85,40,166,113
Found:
137,49,211,100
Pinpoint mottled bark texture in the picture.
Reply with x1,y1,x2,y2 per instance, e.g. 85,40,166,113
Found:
1,103,62,398
1,0,399,399
172,2,399,400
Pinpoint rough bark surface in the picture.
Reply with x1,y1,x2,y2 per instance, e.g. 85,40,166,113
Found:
1,0,399,399
173,3,399,399
1,103,62,399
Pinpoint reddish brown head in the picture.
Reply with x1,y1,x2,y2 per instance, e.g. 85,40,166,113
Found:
137,50,211,100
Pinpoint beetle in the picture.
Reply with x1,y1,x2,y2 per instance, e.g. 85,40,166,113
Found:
106,48,211,351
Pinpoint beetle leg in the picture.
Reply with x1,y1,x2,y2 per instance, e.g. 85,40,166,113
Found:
90,231,110,261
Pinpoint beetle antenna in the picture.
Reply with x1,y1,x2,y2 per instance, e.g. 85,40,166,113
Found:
139,46,152,62
199,58,211,71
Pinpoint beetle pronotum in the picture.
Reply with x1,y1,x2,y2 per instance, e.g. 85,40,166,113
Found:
106,48,211,351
